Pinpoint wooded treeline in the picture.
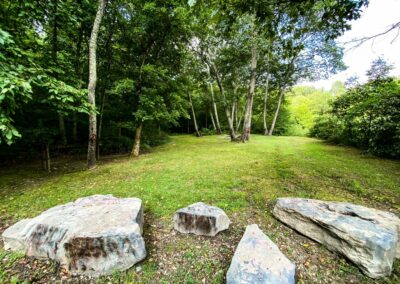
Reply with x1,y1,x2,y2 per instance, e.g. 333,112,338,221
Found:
311,58,400,159
0,0,369,169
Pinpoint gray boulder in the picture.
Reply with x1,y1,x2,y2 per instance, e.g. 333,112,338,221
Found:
2,194,146,276
273,198,400,278
226,224,296,284
173,202,230,236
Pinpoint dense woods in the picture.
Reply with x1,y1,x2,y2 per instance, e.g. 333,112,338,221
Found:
4,0,399,171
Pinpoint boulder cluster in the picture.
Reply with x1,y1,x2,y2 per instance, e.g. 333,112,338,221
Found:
2,195,400,283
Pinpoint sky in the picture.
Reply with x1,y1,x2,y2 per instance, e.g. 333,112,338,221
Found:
303,0,400,90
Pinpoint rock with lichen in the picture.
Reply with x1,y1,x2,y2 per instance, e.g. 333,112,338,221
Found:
173,202,230,236
2,194,146,276
273,198,400,278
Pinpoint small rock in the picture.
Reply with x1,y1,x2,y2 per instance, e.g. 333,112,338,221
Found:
173,202,231,236
226,224,296,284
273,198,400,278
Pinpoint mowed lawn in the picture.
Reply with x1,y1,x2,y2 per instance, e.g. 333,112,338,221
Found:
0,135,399,283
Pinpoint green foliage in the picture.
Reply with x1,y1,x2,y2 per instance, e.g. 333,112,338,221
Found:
135,65,188,125
366,57,394,82
200,128,216,136
0,26,91,145
311,79,400,158
310,115,345,143
285,86,335,136
0,29,33,144
141,127,170,148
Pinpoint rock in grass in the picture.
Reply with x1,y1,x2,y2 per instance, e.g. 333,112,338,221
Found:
173,202,230,236
273,198,400,278
226,224,296,284
2,194,146,276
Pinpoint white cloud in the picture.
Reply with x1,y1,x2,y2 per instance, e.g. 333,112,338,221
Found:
302,0,400,90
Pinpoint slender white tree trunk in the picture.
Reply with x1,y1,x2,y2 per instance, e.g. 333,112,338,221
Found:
231,84,238,130
241,47,258,142
87,0,106,169
236,102,243,132
210,62,236,141
269,89,284,136
210,110,216,131
263,74,270,135
189,91,201,137
209,82,221,134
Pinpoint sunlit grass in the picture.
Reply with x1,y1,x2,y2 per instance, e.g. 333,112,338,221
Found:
0,135,399,220
0,135,399,283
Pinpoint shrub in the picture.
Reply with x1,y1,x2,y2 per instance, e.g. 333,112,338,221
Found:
310,79,400,158
200,128,216,136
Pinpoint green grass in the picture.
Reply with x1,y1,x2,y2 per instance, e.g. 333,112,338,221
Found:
0,135,399,283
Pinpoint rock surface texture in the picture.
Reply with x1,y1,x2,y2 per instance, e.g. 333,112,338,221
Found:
273,198,400,278
173,202,230,236
2,195,146,276
226,224,296,284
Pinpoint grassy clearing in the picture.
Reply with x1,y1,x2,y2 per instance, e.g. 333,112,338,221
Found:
0,135,399,283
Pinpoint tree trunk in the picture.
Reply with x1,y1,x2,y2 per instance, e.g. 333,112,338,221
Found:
236,103,245,132
209,63,236,141
210,110,216,131
52,0,67,146
131,122,143,157
72,113,78,142
87,0,106,169
269,89,284,136
241,47,258,142
97,14,115,160
72,5,84,145
263,74,270,135
51,0,58,68
231,101,236,130
188,91,201,137
97,89,106,160
58,114,67,145
235,101,238,129
42,144,51,173
209,82,221,134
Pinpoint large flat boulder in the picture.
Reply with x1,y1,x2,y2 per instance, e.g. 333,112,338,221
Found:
273,198,400,278
173,202,230,236
2,195,146,276
226,224,296,284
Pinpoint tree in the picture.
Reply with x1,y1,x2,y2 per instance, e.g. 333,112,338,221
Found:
345,75,360,89
206,67,222,134
366,57,394,82
87,0,107,169
311,79,400,158
214,0,367,139
330,81,346,96
188,91,201,137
